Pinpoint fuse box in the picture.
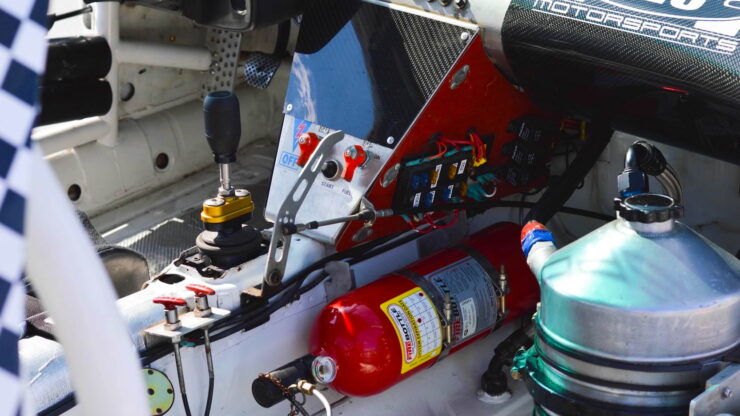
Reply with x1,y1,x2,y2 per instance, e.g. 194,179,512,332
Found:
392,148,474,210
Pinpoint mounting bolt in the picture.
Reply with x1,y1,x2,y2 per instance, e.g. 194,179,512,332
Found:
266,270,282,286
461,32,470,42
722,387,732,399
454,0,468,9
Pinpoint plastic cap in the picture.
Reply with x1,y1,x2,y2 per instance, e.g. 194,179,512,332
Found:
185,284,216,297
152,296,187,310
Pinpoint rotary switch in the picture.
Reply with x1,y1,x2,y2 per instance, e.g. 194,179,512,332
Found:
297,132,320,167
342,145,368,181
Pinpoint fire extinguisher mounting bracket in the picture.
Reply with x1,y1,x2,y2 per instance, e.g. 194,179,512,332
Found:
323,261,355,301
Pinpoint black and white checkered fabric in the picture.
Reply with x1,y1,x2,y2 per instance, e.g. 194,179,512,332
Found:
0,0,48,414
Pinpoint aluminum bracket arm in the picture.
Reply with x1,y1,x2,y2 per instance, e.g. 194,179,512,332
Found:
263,130,345,290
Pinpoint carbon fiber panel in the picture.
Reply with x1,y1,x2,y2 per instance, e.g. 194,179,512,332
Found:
503,0,739,102
501,0,740,163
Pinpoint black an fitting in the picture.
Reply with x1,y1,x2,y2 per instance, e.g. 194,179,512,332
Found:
480,321,535,396
618,141,668,197
624,141,667,176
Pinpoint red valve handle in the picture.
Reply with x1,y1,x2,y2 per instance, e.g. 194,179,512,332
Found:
185,284,216,297
342,145,367,181
296,132,320,167
152,296,187,310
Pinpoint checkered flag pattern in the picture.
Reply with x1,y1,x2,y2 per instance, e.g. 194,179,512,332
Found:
0,0,48,415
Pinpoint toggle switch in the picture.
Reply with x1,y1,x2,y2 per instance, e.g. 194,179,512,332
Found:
342,145,368,181
153,297,187,330
186,284,216,317
297,132,320,167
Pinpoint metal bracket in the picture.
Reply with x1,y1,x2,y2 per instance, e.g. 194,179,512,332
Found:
243,52,281,89
323,261,354,301
263,130,345,290
202,28,242,98
143,308,230,346
690,364,740,416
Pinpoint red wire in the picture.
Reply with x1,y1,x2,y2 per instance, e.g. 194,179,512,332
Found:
469,132,485,162
423,210,459,230
404,216,434,234
427,142,448,160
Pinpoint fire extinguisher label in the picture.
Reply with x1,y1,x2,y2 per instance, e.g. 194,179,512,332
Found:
459,298,477,339
381,288,443,374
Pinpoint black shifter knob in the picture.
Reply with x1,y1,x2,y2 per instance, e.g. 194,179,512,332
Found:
204,91,241,164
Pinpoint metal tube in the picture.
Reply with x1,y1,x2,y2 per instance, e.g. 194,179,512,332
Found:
203,330,215,416
118,41,212,71
172,342,193,416
219,163,232,192
204,330,214,379
444,292,453,347
34,117,110,155
498,265,508,316
26,149,149,416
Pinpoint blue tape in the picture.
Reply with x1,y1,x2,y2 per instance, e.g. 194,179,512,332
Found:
522,228,555,258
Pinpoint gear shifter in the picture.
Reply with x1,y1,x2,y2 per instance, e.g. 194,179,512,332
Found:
204,91,240,195
196,91,261,268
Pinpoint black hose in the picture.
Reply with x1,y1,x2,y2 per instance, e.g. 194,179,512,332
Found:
139,201,611,367
203,376,214,416
398,200,614,222
525,122,613,224
47,6,92,29
480,320,536,396
287,396,310,416
181,392,193,416
298,229,428,295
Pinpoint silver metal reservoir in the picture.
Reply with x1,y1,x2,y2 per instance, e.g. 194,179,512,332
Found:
518,194,740,415
538,215,740,364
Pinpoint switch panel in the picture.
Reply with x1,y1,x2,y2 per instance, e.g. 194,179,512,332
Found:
265,116,393,244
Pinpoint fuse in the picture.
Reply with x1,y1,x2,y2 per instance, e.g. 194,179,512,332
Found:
424,191,436,207
448,164,458,180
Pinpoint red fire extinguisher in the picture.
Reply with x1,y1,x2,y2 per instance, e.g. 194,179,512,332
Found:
308,222,539,397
